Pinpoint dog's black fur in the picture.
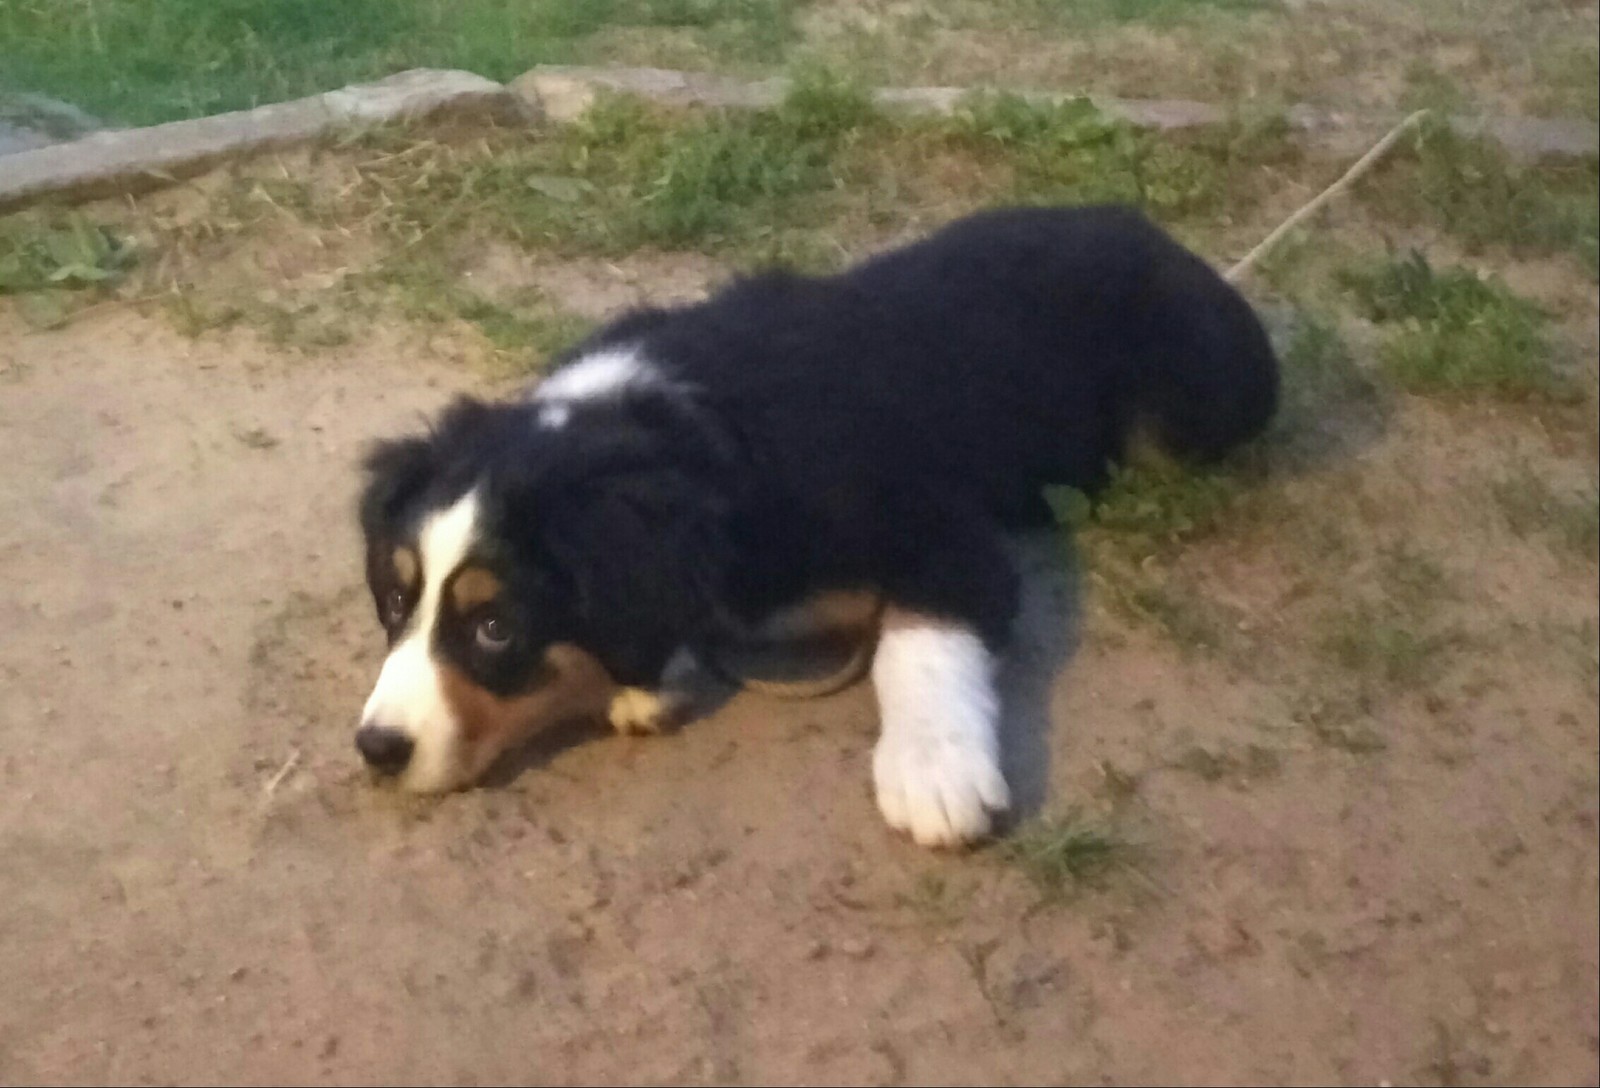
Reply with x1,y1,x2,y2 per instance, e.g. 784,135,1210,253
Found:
361,205,1279,705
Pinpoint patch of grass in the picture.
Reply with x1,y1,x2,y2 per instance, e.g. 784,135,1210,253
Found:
1400,59,1472,114
0,211,137,328
0,0,800,126
347,69,876,257
0,212,134,294
1002,810,1131,898
1490,463,1600,560
1357,117,1600,277
1022,0,1273,27
1051,456,1248,556
939,92,1290,218
365,255,591,374
1526,38,1600,122
1340,250,1571,401
1318,601,1460,689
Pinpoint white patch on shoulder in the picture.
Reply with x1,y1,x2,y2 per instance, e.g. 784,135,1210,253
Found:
870,618,1010,847
360,488,481,792
534,346,656,409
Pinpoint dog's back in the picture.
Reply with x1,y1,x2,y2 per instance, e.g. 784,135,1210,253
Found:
605,204,1279,518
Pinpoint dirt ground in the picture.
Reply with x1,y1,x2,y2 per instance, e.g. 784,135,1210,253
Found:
1,218,1597,1088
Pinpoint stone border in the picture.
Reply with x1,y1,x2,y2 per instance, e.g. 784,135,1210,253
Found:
512,65,1599,161
0,69,529,212
3,64,1594,213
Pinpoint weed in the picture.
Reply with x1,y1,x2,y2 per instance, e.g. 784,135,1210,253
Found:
0,213,134,294
1357,118,1600,277
345,71,876,257
941,92,1241,216
1002,810,1130,898
1490,463,1600,560
1341,250,1571,401
1059,458,1246,553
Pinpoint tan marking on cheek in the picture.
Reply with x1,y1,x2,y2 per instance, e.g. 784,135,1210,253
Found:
436,645,619,781
451,566,503,613
392,547,419,591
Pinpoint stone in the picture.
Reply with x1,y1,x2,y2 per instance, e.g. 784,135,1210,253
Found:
0,69,528,211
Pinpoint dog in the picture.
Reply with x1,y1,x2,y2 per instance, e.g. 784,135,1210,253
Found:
353,204,1280,847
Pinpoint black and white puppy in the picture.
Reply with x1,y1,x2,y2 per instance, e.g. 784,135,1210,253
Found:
354,204,1280,847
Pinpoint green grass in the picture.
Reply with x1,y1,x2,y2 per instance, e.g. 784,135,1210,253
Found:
344,68,874,257
0,0,798,126
1050,456,1249,558
1001,811,1131,898
939,91,1295,218
1017,0,1273,27
0,211,136,328
0,212,134,293
1357,117,1600,278
1340,250,1571,401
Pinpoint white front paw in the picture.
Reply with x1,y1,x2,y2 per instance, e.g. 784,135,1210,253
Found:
873,730,1010,848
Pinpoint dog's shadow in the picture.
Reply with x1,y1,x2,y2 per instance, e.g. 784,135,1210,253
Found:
996,530,1084,822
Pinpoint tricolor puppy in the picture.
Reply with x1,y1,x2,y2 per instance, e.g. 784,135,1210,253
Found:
354,205,1280,847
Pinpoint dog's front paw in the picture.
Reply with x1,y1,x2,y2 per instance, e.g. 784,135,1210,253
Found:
607,687,679,735
872,729,1010,848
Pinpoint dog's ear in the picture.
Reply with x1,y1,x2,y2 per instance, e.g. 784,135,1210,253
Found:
533,464,736,684
358,396,510,538
358,433,435,540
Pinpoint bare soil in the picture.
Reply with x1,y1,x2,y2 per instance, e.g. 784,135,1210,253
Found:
1,219,1596,1088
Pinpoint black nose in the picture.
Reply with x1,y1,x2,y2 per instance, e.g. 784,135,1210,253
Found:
355,724,414,775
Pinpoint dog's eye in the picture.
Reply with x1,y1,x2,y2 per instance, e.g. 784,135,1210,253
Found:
383,588,408,625
474,614,511,652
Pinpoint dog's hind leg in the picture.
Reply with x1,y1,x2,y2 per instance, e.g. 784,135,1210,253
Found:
867,491,1020,847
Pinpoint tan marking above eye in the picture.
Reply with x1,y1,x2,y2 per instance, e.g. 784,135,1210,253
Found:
450,566,504,613
392,547,420,591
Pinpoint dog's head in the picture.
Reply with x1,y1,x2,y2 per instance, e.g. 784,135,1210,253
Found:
353,389,738,791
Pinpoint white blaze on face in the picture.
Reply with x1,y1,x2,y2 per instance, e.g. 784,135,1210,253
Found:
360,488,481,792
